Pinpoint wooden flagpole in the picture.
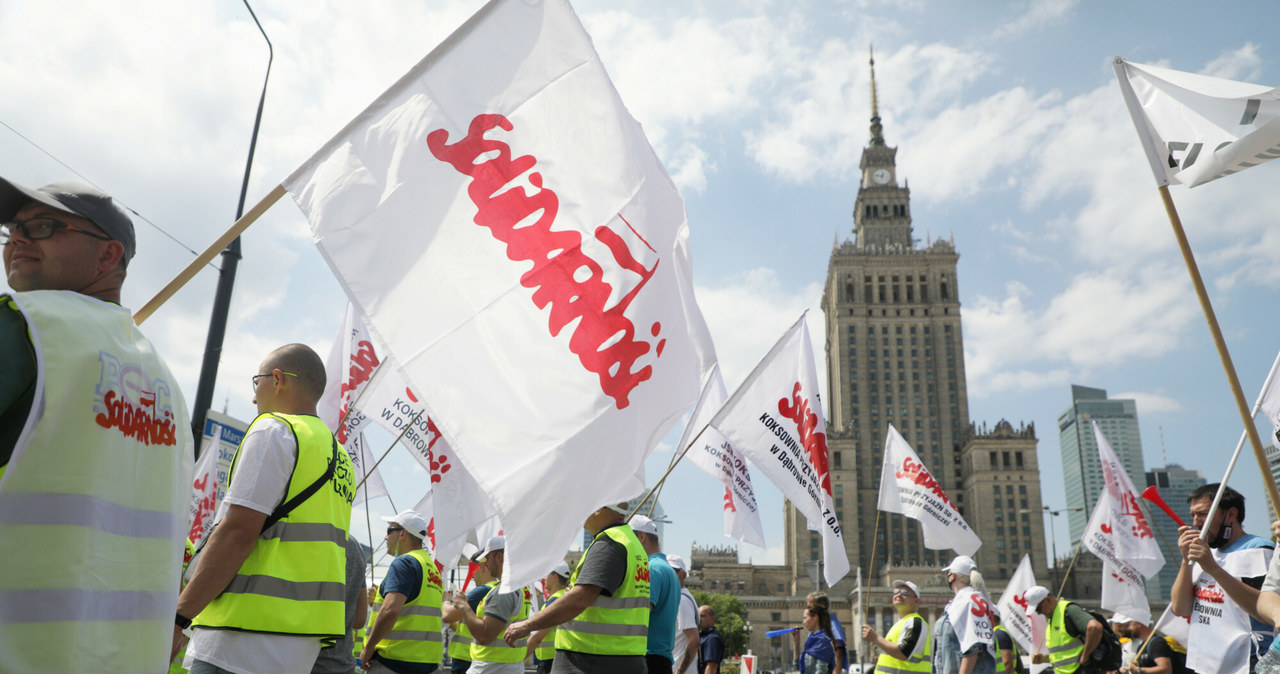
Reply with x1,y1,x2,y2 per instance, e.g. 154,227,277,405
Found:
1055,543,1083,598
134,184,286,324
863,510,882,625
1157,184,1280,520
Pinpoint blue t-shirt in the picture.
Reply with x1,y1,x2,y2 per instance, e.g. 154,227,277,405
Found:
700,627,725,668
374,553,439,674
647,552,680,659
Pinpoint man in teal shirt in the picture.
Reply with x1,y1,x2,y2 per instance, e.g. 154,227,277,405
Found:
632,515,678,674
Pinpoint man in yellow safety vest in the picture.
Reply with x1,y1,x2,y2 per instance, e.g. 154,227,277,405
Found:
447,535,531,674
361,510,444,673
864,579,931,674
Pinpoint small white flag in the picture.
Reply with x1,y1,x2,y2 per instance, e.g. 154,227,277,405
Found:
1084,421,1164,578
997,554,1046,657
877,424,981,556
1114,56,1280,188
705,315,847,586
187,425,224,549
680,364,766,548
1254,350,1280,449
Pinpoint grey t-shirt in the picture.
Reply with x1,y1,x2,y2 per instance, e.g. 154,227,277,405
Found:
479,582,523,623
553,525,645,674
312,535,366,674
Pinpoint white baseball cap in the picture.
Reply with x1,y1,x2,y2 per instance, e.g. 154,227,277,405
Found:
942,555,977,576
630,515,659,537
551,560,571,578
381,511,428,540
472,535,506,563
1109,612,1133,624
1022,586,1050,614
891,579,920,598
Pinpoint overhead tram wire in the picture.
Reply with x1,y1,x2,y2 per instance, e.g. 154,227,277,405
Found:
0,118,213,268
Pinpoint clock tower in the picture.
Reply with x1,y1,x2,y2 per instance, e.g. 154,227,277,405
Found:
854,51,912,252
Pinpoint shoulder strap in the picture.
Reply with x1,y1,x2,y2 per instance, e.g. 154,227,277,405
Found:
261,432,339,533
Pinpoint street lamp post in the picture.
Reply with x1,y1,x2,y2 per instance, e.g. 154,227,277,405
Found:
1020,505,1083,592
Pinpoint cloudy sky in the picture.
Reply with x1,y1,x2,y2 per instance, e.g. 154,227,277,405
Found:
5,0,1280,573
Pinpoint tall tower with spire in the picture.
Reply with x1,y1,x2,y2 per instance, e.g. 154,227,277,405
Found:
781,49,1048,597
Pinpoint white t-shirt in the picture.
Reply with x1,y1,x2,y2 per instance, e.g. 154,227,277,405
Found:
673,588,699,674
187,417,323,674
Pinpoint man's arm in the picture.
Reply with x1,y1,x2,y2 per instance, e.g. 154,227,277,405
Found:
678,627,699,672
171,504,268,657
861,624,908,661
360,591,407,667
1078,618,1102,664
959,653,979,674
705,661,720,674
354,581,368,634
504,583,602,645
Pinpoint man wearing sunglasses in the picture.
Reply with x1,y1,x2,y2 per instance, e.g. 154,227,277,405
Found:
0,179,194,672
362,510,444,673
863,580,931,674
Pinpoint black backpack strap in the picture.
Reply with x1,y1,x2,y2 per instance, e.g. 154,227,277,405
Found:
261,433,340,533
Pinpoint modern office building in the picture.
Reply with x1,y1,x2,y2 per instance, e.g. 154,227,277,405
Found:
1058,385,1146,546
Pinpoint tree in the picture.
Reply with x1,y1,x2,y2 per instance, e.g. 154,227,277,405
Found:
692,590,748,655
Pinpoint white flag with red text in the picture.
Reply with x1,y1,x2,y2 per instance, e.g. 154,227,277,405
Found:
285,0,716,589
1114,57,1280,188
1085,421,1164,577
997,554,1046,657
318,303,495,566
878,424,981,556
702,315,846,585
679,363,766,547
187,425,224,549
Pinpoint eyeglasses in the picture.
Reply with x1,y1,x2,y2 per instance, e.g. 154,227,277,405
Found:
387,526,404,535
251,370,298,393
1,217,112,245
892,589,913,597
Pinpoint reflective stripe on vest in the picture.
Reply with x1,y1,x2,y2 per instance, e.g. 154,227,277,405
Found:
874,612,931,674
375,549,445,664
1046,600,1084,674
555,524,650,655
0,291,193,673
471,583,532,663
193,413,355,638
449,581,496,661
995,625,1016,674
535,589,567,660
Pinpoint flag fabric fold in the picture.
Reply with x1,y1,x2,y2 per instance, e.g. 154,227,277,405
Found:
877,424,981,556
1114,56,1280,188
285,0,715,589
680,363,766,548
703,314,847,586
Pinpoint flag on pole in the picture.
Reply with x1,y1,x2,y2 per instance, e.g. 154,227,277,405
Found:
187,425,224,549
1114,56,1280,188
703,314,847,586
1255,350,1280,448
1153,605,1190,646
1089,421,1164,577
997,554,1046,657
878,424,981,556
679,363,766,548
284,0,715,589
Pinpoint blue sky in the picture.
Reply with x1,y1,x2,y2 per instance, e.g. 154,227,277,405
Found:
4,0,1280,576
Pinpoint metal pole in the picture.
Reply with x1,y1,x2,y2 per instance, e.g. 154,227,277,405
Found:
190,0,273,451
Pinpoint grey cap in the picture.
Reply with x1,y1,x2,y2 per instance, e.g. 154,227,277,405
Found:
0,179,135,262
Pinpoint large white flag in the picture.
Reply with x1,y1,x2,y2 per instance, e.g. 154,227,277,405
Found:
878,424,981,556
1082,492,1153,624
997,555,1046,657
285,0,715,589
1102,559,1151,625
679,364,766,547
1090,421,1164,577
703,315,846,585
1114,56,1280,188
187,425,223,550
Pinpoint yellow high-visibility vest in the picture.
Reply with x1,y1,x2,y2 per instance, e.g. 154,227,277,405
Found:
471,583,531,663
875,612,932,674
373,549,445,664
555,524,650,656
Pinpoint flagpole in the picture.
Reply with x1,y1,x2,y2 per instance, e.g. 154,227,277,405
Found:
1055,544,1083,598
1131,605,1172,665
134,184,286,324
629,423,710,523
863,510,882,624
1157,185,1280,519
356,408,427,492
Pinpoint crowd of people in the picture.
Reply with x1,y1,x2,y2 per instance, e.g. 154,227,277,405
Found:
0,175,736,672
5,176,1280,674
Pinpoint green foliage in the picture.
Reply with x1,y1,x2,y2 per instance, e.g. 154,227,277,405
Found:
691,590,749,655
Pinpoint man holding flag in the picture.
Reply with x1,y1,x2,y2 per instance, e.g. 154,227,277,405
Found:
862,580,930,674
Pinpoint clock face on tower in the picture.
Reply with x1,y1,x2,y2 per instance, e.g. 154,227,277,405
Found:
872,168,891,185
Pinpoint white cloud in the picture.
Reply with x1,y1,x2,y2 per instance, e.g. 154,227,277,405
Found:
1113,391,1183,414
1201,43,1263,81
739,542,785,565
991,0,1080,39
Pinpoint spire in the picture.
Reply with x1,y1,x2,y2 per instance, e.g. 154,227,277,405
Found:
869,45,884,146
